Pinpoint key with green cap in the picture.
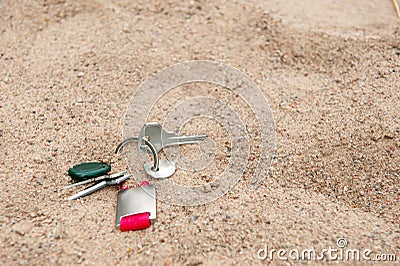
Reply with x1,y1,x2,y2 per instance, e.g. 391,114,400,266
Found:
65,170,127,189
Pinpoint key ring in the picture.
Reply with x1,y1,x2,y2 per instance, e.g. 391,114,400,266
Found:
115,137,159,172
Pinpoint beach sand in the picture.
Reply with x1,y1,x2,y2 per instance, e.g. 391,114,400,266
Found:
1,0,399,264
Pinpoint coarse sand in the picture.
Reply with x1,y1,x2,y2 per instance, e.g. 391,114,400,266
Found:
1,0,399,265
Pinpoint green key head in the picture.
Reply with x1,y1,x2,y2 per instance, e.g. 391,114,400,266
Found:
68,162,111,181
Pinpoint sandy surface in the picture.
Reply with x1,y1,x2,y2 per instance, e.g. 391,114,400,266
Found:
1,0,399,265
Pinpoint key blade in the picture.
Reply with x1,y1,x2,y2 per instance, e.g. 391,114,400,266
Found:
107,174,132,185
64,171,127,189
167,134,206,142
64,177,104,189
163,134,207,147
68,181,107,201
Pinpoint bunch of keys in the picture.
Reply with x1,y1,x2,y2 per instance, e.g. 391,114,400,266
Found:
116,122,206,178
65,162,131,201
66,122,206,231
65,122,206,200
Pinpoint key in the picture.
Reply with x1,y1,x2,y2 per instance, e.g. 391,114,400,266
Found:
115,122,206,179
64,170,127,189
138,122,206,153
68,173,132,201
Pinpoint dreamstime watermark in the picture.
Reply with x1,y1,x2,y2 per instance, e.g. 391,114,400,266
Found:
257,238,398,262
121,61,275,206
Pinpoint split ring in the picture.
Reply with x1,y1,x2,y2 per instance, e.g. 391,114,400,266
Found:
115,137,159,171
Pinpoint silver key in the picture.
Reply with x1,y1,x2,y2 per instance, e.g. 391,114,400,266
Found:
138,122,206,153
68,173,131,201
64,171,128,189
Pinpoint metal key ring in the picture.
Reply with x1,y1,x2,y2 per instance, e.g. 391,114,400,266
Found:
115,137,159,171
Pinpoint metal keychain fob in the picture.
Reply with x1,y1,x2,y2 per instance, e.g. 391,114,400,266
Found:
115,185,156,229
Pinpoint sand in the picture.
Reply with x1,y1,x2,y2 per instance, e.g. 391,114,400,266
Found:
1,0,399,265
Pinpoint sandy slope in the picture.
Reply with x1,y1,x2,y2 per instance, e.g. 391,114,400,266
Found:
1,0,399,264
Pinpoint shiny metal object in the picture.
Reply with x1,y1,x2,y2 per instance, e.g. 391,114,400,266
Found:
144,159,176,179
115,185,156,229
115,122,206,179
138,122,206,154
115,137,159,171
64,171,127,189
68,173,132,201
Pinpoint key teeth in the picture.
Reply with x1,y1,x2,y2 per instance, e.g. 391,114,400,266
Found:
109,174,132,185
